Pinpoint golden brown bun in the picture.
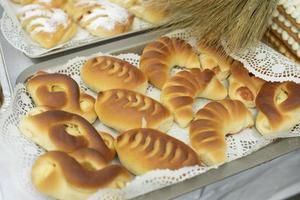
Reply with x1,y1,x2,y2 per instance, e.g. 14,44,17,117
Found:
17,4,76,48
161,69,227,127
255,82,300,136
198,44,237,80
115,128,200,175
140,37,201,89
32,150,132,200
95,89,173,132
66,0,134,37
26,72,97,123
19,108,115,162
81,56,148,93
190,99,254,166
228,62,265,108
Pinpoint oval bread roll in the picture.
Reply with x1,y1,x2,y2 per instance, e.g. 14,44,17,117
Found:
190,99,254,166
256,82,300,136
32,150,132,200
140,37,201,89
115,128,200,175
95,89,173,132
26,72,97,123
161,69,227,127
81,56,148,93
19,108,115,162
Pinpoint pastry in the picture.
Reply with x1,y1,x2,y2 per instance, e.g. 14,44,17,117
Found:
26,72,97,123
17,4,76,48
161,69,227,127
11,0,67,7
190,99,254,166
115,128,200,175
32,150,132,200
66,0,134,37
228,62,265,108
81,56,148,93
268,1,300,62
19,107,116,162
255,81,300,136
95,89,173,132
140,37,201,89
198,43,237,80
108,0,168,24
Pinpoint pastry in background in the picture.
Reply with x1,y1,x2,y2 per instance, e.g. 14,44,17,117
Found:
32,150,132,200
66,0,134,37
228,62,265,108
115,128,200,175
11,0,67,7
161,69,227,128
140,37,200,89
267,0,300,63
26,72,97,123
256,81,300,137
17,4,76,48
95,89,173,132
190,99,254,166
19,107,116,162
81,56,148,93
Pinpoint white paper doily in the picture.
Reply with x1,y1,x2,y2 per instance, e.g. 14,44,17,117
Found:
2,49,300,199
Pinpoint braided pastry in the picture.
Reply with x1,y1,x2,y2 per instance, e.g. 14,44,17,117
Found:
95,89,173,132
19,108,115,162
140,37,201,89
256,82,300,136
26,72,97,123
198,44,237,80
229,62,265,108
81,56,148,93
115,128,200,175
17,4,76,48
190,99,254,166
161,69,227,127
32,149,132,200
66,0,134,37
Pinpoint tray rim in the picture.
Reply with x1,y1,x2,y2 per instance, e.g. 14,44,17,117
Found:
15,31,300,200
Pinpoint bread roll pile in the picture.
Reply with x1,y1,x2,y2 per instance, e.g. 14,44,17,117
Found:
19,36,300,199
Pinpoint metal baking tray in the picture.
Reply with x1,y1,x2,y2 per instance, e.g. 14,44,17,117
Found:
16,31,300,200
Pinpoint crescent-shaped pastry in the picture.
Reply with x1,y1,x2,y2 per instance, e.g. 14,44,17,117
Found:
228,62,265,108
26,71,97,123
81,56,148,93
190,99,254,166
19,108,115,162
32,149,132,200
161,69,227,127
66,0,134,37
95,89,173,132
115,128,200,175
17,4,76,48
140,37,201,89
255,82,300,136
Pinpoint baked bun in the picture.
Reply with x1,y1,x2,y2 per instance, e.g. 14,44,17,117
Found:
115,128,200,175
26,72,97,123
228,62,265,108
95,89,173,132
255,82,300,136
198,44,237,80
32,150,132,200
19,108,115,162
140,37,201,89
190,99,254,166
66,0,134,37
161,69,227,127
17,4,76,48
81,56,148,93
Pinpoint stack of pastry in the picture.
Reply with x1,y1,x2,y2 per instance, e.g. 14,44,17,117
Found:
266,0,300,63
